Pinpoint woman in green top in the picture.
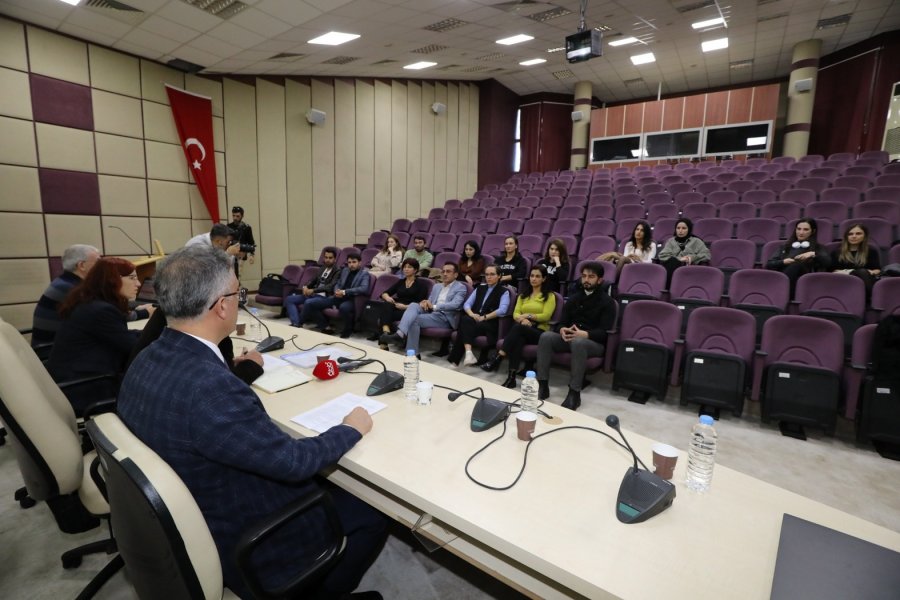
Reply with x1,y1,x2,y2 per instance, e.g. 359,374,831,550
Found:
481,265,557,388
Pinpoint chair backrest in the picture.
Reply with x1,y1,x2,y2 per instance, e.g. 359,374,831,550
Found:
360,248,380,268
430,232,457,253
806,200,849,224
735,218,781,245
615,204,646,221
614,218,642,243
871,278,900,316
409,218,429,234
840,217,894,249
794,272,866,318
684,306,757,363
517,235,545,260
550,218,582,237
692,218,733,243
429,218,451,233
668,265,725,303
718,202,756,221
448,218,474,234
682,202,716,221
728,269,790,311
559,206,586,220
370,273,400,300
86,413,225,600
482,234,507,257
758,315,844,373
706,190,738,207
620,300,682,349
509,206,533,219
366,230,387,249
760,201,803,223
616,263,667,299
863,186,900,203
780,188,817,207
578,235,616,260
454,235,482,255
853,200,900,222
709,239,756,270
497,218,524,235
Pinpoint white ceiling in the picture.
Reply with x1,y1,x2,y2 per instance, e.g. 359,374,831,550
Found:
2,0,899,101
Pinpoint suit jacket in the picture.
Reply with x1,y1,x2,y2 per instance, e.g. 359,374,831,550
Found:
334,266,371,297
118,328,361,597
429,280,467,327
308,265,340,295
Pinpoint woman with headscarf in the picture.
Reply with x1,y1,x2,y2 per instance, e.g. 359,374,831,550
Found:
657,218,711,287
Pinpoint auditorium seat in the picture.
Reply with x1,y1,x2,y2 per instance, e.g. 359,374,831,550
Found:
668,265,725,332
610,300,682,403
727,269,790,339
430,233,456,253
792,272,866,353
693,218,733,243
780,188,817,208
523,218,552,236
719,202,756,222
853,200,900,222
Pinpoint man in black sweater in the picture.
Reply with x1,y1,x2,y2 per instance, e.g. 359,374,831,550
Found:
535,262,617,411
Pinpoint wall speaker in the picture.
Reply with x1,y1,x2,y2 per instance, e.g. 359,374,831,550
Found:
794,78,813,93
306,108,326,125
431,102,447,115
571,110,584,122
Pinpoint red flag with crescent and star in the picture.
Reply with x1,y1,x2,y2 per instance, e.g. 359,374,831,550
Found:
165,84,220,224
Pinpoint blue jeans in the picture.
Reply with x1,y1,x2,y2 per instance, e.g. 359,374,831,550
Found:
284,293,312,326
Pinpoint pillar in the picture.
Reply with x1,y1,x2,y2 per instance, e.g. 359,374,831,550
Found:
570,81,592,169
783,39,822,159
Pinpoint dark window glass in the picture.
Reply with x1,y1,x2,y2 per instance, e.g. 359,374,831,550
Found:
645,130,700,158
705,123,770,155
591,136,641,162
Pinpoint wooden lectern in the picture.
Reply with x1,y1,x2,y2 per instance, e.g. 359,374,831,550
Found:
132,240,166,281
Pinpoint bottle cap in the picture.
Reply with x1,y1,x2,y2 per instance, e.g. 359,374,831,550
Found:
699,415,714,425
525,370,536,378
406,349,416,356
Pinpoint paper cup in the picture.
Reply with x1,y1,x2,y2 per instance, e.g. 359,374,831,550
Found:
235,322,246,336
316,353,330,363
652,443,679,480
416,381,433,405
516,411,538,441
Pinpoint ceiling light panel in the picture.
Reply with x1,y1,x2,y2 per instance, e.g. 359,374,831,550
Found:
701,38,729,52
631,52,656,65
308,32,360,46
692,17,725,29
608,36,639,47
404,61,437,70
519,58,546,66
496,34,534,46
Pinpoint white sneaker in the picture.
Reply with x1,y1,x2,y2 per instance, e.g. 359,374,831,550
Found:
463,350,478,367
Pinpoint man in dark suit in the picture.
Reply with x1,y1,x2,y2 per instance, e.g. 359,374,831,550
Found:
283,246,340,327
118,245,386,599
301,252,371,338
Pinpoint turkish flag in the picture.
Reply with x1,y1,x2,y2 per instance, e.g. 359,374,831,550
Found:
166,84,220,223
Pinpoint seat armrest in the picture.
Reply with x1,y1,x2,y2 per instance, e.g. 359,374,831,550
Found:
236,488,344,599
57,372,118,391
750,350,768,401
671,339,685,386
82,398,118,420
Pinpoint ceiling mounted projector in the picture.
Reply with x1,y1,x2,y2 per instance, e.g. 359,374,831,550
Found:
566,28,603,63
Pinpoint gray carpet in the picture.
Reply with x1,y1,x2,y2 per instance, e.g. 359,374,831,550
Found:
2,329,899,599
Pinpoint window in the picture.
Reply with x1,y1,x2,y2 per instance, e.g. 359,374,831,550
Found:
704,122,772,156
590,135,641,162
644,130,701,159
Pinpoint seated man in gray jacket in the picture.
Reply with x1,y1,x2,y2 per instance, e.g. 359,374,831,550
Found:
380,263,466,355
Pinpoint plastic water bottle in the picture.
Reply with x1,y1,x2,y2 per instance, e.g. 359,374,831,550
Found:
520,370,539,415
248,308,262,342
685,415,717,493
403,349,419,403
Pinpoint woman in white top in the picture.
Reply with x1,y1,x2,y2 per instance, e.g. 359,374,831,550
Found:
599,220,656,273
369,234,404,277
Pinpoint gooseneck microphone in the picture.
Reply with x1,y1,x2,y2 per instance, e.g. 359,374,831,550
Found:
107,225,152,256
447,387,485,402
240,305,284,353
443,386,509,432
605,414,676,524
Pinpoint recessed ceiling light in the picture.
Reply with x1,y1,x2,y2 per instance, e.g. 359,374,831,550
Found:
692,17,725,30
56,0,82,4
631,52,656,65
308,32,360,46
404,61,437,70
546,46,565,53
519,58,547,66
496,34,534,45
701,38,729,52
608,36,639,47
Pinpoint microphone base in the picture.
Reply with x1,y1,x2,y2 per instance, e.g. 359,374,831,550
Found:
367,371,403,396
615,468,676,524
255,336,285,353
470,398,510,432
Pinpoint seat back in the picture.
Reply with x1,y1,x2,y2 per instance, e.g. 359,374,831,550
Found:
433,252,461,270
620,300,681,349
692,218,733,243
430,232,457,253
709,239,756,271
616,263,667,299
728,269,790,311
759,315,844,373
684,307,756,363
669,265,724,304
578,235,616,260
871,278,900,318
86,413,224,600
795,273,865,318
369,274,400,301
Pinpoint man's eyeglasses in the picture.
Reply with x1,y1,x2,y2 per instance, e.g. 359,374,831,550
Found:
209,291,239,310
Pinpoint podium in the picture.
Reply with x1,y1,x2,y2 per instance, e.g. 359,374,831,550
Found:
131,240,165,281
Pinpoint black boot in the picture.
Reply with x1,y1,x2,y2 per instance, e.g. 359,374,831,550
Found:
538,379,550,400
561,387,581,411
501,369,517,388
480,353,503,372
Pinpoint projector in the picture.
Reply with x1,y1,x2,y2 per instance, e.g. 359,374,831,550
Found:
566,29,603,63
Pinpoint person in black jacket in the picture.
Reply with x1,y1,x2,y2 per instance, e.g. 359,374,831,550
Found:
766,218,830,297
283,247,340,327
495,235,528,289
227,206,256,278
366,258,429,342
535,262,616,411
447,265,511,367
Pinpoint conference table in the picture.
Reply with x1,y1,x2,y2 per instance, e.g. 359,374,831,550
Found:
245,318,900,599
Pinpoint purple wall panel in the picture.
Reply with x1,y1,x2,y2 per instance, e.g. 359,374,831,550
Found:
39,168,100,215
30,74,94,130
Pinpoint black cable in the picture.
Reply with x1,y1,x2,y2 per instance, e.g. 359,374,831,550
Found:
287,339,368,360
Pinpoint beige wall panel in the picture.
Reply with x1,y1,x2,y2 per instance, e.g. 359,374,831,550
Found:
0,116,36,167
26,26,89,86
0,259,49,305
99,174,148,216
334,79,356,246
214,151,226,187
89,45,141,97
213,116,224,152
0,67,32,119
45,214,102,256
92,90,142,138
142,100,179,144
354,81,375,244
310,78,335,251
255,78,287,276
145,140,189,182
432,83,448,206
405,82,422,219
4,213,47,258
191,219,211,236
0,165,40,212
36,123,95,172
140,60,184,104
223,77,259,244
148,179,191,218
466,85,479,196
285,79,314,261
444,83,459,203
373,81,392,232
186,74,224,117
102,216,151,257
0,303,36,331
96,133,146,178
188,183,224,222
419,82,435,208
0,18,28,71
456,84,470,205
390,80,407,220
150,217,192,252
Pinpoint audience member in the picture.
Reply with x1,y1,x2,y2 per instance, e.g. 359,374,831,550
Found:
458,240,485,285
118,245,386,599
302,252,371,338
186,223,240,257
481,265,556,388
366,258,429,344
380,262,466,355
535,262,616,411
658,218,711,287
495,235,528,289
284,247,340,327
446,265,510,367
368,234,404,277
31,244,100,351
599,221,656,272
831,223,881,299
537,238,570,292
47,257,142,416
404,235,433,274
766,218,830,296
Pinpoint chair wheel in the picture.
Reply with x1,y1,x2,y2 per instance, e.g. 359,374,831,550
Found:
62,555,82,569
18,496,36,509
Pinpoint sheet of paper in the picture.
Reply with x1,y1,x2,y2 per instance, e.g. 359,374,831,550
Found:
261,353,291,370
290,392,387,433
252,366,311,394
280,347,352,368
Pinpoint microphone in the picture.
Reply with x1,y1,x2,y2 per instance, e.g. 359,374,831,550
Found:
447,386,485,402
312,359,340,380
240,305,284,353
107,225,151,256
338,359,375,372
605,414,676,524
444,386,509,432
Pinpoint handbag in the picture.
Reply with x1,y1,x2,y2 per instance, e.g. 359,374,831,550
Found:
257,273,287,297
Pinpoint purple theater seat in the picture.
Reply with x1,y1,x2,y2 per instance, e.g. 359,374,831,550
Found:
559,205,586,220
833,175,872,193
444,199,462,210
433,252,461,269
643,192,672,207
360,248,380,269
520,196,541,208
667,182,693,196
863,186,900,203
467,207,488,220
431,233,457,253
255,264,304,310
808,167,841,182
759,201,803,224
448,218,474,234
647,203,678,222
718,202,756,222
429,218,451,234
550,234,579,259
496,218,524,235
692,218,733,243
805,200,849,224
428,208,447,220
682,202,716,221
420,281,474,348
481,198,500,210
741,189,776,209
842,324,877,420
696,181,725,196
780,188,817,208
771,156,796,167
509,206,533,220
446,207,466,220
390,218,412,233
578,235,616,261
616,262,667,310
725,180,757,197
409,218,429,235
668,265,725,329
335,246,360,267
481,234,506,257
614,218,643,244
853,200,900,222
615,192,642,206
517,234,545,261
840,217,894,250
563,195,588,207
610,300,681,401
392,232,410,248
550,218,582,238
615,204,646,221
820,186,861,208
710,239,756,273
581,218,615,239
486,207,509,220
454,235,483,255
367,230,388,249
869,278,900,324
792,272,866,352
522,218,552,236
705,190,739,208
874,174,900,188
674,191,704,209
586,204,614,220
589,193,614,206
727,269,790,337
759,179,792,194
794,177,831,196
743,170,770,184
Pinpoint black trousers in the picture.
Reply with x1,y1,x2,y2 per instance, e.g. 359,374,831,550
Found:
500,323,544,370
374,302,405,330
660,257,683,288
448,314,498,364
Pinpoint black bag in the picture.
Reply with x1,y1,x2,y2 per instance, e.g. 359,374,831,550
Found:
257,273,287,297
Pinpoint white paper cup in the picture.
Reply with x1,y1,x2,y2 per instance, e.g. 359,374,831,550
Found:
416,381,433,405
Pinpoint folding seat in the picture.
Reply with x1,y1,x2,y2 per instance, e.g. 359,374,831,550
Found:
732,165,753,177
668,265,725,332
543,195,564,208
759,201,802,225
643,192,672,208
615,204,646,221
582,218,616,239
714,172,740,184
563,195,588,207
392,231,410,248
739,189,775,210
509,206,533,220
615,262,667,319
472,219,498,236
792,161,815,175
882,163,900,175
743,170,770,184
578,235,616,261
610,300,682,403
586,204,614,220
531,188,548,198
661,175,684,187
751,315,844,437
758,179,791,194
891,244,900,264
486,183,500,192
335,246,361,267
820,186,861,209
808,167,840,182
727,269,790,338
793,272,866,352
853,200,900,222
696,181,725,196
429,218,451,233
721,159,741,169
840,218,894,252
467,207,487,220
640,183,666,195
444,199,462,210
615,192,642,206
805,200,848,226
550,218,582,238
854,320,900,457
842,324,877,420
706,190,738,210
682,202,716,221
486,207,509,220
481,234,506,257
692,217,733,243
779,188,816,208
408,218,430,236
667,182,693,196
454,234,482,255
523,218,552,236
430,232,457,253
506,190,525,201
709,239,756,290
428,207,447,220
718,202,756,222
827,152,855,163
725,180,756,197
652,218,678,237
875,174,900,188
842,165,878,179
360,248,380,270
746,157,767,168
858,150,889,164
688,173,710,186
833,175,873,194
674,191,704,210
481,197,500,210
614,218,642,243
774,170,804,184
366,230,388,249
647,203,678,222
520,195,541,208
760,163,782,176
517,234,545,260
496,218,524,236
794,177,831,197
674,162,694,172
863,186,900,202
674,306,756,417
559,205,586,220
448,218,474,235
472,191,490,202
498,196,518,209
390,218,412,233
551,234,579,260
588,193,614,206
447,207,467,220
432,251,461,270
799,154,825,166
869,278,900,324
